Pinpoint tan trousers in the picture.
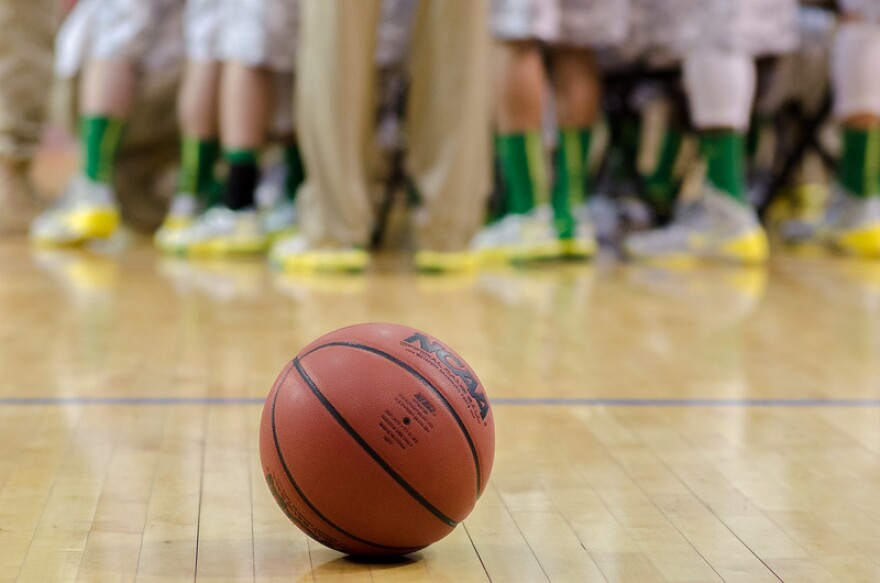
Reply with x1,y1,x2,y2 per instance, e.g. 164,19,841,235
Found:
296,0,491,251
0,0,56,161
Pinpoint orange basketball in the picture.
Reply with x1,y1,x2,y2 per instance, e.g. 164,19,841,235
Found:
259,322,495,556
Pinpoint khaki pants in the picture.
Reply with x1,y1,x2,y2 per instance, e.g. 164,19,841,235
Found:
296,0,491,251
0,0,56,162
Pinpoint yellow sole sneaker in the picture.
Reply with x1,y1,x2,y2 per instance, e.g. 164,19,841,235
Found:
716,229,770,265
272,248,370,273
827,224,880,258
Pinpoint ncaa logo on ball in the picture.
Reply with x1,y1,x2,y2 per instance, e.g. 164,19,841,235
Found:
402,333,491,422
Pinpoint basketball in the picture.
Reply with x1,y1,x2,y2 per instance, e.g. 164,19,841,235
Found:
259,322,495,556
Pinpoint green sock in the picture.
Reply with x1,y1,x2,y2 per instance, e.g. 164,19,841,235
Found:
838,127,880,198
552,128,592,239
179,136,220,206
645,129,683,209
80,115,126,184
700,131,746,203
283,143,305,202
496,131,548,215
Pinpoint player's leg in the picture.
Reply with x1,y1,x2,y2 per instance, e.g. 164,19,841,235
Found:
612,0,688,218
547,0,628,258
154,58,221,250
470,0,559,263
259,72,303,240
624,49,767,263
31,0,163,245
623,0,799,263
0,0,55,234
178,61,272,256
176,0,298,256
495,39,546,213
548,45,601,258
154,0,222,250
268,0,379,272
641,98,687,218
821,14,880,256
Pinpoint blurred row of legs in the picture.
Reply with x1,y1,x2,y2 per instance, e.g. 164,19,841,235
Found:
1,1,879,275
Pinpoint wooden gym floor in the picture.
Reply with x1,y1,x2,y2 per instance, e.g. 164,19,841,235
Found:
1,237,879,582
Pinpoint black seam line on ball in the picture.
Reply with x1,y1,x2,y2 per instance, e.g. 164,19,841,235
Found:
293,357,459,528
302,341,483,497
272,361,424,552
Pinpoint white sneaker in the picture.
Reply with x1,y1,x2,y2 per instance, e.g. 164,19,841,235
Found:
624,184,769,264
561,205,598,259
174,206,268,256
154,193,199,252
471,205,562,263
269,235,369,273
261,200,298,238
817,185,880,257
30,175,119,245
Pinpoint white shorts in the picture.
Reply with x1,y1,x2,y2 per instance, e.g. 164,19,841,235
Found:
56,0,183,77
185,0,298,71
492,0,630,48
840,0,880,22
622,0,799,60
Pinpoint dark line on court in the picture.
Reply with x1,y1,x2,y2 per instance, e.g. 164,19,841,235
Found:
303,340,483,496
270,361,421,553
492,397,880,407
293,357,458,528
2,396,880,407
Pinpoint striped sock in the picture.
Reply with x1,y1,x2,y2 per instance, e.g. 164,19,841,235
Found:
496,131,548,215
839,127,880,198
80,116,126,184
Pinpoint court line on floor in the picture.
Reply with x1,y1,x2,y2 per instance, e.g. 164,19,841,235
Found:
0,396,879,407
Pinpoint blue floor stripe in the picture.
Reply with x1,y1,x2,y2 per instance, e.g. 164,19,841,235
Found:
0,396,878,407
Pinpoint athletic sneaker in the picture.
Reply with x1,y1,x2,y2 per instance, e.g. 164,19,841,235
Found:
173,206,269,256
154,193,199,252
30,175,119,246
471,205,562,263
261,199,298,239
269,235,369,273
624,184,769,264
256,163,298,238
816,185,880,257
560,206,598,259
766,183,828,244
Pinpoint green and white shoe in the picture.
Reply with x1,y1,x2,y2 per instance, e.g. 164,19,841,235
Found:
624,184,769,264
155,193,199,252
559,206,598,259
30,175,119,246
261,200,298,240
269,235,369,273
173,206,269,256
471,205,562,263
817,185,880,257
